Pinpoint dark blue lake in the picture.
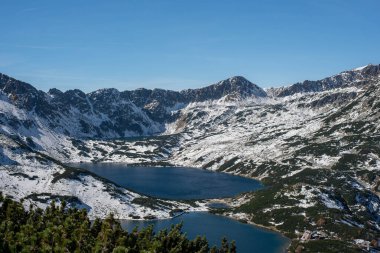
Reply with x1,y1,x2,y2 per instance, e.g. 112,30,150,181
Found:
71,164,263,200
71,163,290,252
121,212,289,253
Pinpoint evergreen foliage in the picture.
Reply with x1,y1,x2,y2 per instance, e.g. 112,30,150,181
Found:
0,194,236,253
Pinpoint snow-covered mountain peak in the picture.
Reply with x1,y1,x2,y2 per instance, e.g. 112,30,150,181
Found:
353,64,371,71
88,88,121,101
267,64,380,97
357,63,380,76
339,63,379,75
47,88,63,97
181,76,267,102
90,87,120,95
227,75,250,83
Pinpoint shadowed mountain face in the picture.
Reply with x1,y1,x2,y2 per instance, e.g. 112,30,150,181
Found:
0,74,266,137
1,65,379,138
1,65,380,139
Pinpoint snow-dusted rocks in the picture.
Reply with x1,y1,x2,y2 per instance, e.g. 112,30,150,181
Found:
0,133,204,220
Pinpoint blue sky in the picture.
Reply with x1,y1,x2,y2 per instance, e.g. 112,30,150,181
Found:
0,0,379,92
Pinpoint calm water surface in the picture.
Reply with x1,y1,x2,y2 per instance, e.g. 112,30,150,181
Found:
71,163,262,199
71,163,290,252
121,212,289,253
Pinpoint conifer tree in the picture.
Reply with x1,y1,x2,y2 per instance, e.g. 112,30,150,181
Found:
0,193,235,252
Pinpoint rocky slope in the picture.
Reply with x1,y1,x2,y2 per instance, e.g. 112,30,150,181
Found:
0,132,203,220
0,74,265,139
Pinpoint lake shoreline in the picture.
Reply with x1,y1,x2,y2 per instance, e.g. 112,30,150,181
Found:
114,208,292,252
214,212,292,252
73,162,291,252
119,211,291,253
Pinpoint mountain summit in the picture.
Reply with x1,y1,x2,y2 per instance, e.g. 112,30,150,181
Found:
181,76,267,102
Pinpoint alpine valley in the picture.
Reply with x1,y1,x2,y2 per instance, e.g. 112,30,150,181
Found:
1,64,380,252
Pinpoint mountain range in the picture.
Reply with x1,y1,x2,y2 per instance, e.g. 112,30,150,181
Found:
1,64,380,251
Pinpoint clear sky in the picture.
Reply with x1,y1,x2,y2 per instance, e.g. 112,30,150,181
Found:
0,0,379,92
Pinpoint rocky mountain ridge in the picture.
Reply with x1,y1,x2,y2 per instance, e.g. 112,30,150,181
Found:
1,64,379,141
0,74,266,138
267,64,380,97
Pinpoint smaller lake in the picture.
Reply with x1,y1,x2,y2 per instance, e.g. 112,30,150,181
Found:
70,163,262,200
120,212,289,253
